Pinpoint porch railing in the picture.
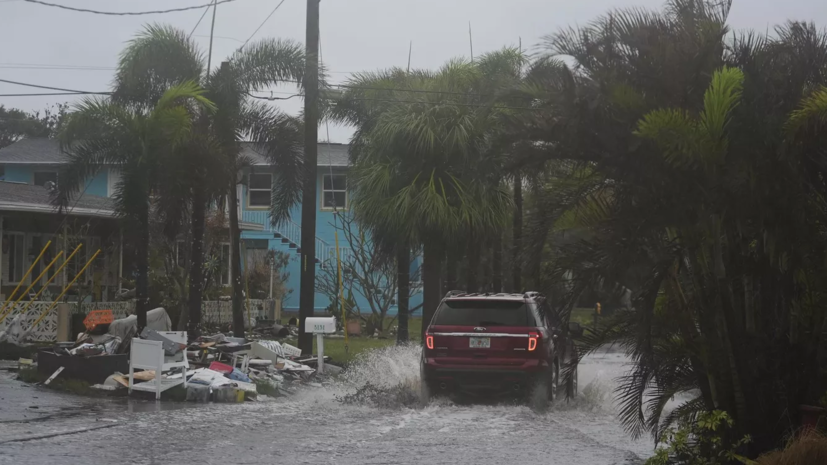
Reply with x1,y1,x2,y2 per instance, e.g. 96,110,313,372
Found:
241,210,352,266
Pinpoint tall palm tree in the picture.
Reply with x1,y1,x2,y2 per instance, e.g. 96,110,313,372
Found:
55,82,215,330
334,60,512,340
517,0,827,456
112,25,306,338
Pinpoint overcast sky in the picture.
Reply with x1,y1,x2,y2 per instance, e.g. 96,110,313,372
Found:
2,0,826,142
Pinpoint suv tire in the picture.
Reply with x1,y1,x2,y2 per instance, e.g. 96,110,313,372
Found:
529,363,558,412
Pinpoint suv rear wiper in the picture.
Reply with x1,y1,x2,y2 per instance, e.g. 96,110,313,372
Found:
478,321,505,326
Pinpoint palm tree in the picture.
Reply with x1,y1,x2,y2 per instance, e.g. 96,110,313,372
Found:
517,0,827,455
55,82,215,330
112,25,306,338
334,60,512,340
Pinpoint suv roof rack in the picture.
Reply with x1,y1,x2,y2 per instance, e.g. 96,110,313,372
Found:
443,290,547,300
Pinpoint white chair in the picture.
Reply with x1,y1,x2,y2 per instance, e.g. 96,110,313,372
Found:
129,332,189,400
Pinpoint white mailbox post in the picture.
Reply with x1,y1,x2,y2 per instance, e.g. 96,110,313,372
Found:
304,317,336,373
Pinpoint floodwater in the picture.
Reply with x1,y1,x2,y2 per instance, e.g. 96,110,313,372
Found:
0,346,652,465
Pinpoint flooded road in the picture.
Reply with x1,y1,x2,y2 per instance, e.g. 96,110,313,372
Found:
0,346,652,465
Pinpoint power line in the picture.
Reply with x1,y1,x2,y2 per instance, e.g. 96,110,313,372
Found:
188,5,211,38
0,62,115,70
0,77,110,94
261,78,533,100
320,95,543,111
246,92,301,101
240,0,286,49
20,0,242,16
0,65,115,72
194,34,243,43
0,77,543,111
0,92,108,97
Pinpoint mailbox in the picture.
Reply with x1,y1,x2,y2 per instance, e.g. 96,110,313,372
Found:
303,317,337,374
305,317,336,334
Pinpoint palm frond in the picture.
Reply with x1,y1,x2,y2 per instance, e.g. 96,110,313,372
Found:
113,23,204,108
786,86,827,135
229,38,305,92
699,66,744,142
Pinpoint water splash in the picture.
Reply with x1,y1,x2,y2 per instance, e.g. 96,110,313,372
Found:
338,343,422,389
333,343,423,408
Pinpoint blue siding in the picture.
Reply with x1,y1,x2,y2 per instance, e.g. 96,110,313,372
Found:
239,167,424,316
6,159,424,318
3,164,108,197
3,165,32,183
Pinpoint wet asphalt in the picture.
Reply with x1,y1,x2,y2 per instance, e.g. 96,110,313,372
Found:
0,347,652,465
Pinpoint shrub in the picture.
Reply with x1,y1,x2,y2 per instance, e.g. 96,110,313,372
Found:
756,431,827,465
646,410,751,465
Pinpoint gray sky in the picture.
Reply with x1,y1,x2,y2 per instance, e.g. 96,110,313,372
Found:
2,0,825,142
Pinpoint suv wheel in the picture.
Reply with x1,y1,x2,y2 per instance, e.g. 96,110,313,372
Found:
530,363,558,412
419,365,432,407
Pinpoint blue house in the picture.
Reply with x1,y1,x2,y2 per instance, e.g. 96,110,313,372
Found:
0,138,422,316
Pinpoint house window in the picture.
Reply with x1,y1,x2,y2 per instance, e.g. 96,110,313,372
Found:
322,174,347,210
64,236,89,286
248,173,272,208
33,171,57,187
107,168,121,197
29,234,60,287
2,233,25,284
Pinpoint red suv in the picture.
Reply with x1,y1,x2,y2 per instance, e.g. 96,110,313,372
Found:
420,291,579,408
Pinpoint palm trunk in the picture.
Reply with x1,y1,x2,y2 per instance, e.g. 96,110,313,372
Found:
135,204,150,331
187,186,206,340
512,175,523,292
422,240,442,341
445,248,458,293
229,183,246,339
396,244,410,344
492,233,502,292
466,230,479,293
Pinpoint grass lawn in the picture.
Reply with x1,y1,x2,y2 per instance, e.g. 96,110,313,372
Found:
281,317,422,365
570,307,596,327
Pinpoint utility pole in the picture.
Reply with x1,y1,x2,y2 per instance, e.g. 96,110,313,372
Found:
206,0,217,72
298,0,320,355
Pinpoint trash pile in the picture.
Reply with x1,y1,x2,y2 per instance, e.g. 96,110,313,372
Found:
25,307,341,402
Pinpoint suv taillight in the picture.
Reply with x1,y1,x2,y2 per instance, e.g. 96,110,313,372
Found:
426,334,434,350
528,332,540,351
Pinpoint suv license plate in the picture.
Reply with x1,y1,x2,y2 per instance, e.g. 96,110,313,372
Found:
469,337,490,349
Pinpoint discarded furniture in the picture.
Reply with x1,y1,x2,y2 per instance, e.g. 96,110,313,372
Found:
128,331,189,400
38,348,128,384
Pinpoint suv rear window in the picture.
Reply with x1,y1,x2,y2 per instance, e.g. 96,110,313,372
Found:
433,299,538,327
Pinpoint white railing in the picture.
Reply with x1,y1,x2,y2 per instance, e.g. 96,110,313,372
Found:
242,210,342,265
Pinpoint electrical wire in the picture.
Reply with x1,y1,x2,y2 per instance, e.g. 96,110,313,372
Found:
240,0,286,49
0,77,110,94
0,92,109,97
321,95,543,111
188,5,211,38
21,0,242,16
0,77,543,111
0,63,115,71
252,78,535,100
246,92,301,101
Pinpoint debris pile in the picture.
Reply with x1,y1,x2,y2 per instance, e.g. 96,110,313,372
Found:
19,309,341,402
